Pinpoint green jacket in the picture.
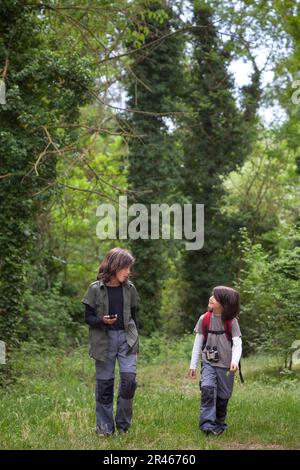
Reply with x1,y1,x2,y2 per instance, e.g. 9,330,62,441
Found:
82,279,139,361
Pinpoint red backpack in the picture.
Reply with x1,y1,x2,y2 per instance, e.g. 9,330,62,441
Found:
201,310,244,383
201,310,233,347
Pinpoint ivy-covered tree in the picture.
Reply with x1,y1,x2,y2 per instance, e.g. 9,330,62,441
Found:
0,0,93,383
123,1,184,334
179,1,261,328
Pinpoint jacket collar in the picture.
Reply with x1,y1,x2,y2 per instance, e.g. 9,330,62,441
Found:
98,279,131,289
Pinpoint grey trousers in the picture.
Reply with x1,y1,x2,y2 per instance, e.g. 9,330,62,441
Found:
95,330,137,435
199,361,235,432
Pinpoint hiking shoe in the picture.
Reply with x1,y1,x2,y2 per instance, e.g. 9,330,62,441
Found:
211,429,225,436
202,428,224,436
117,429,129,435
95,426,114,437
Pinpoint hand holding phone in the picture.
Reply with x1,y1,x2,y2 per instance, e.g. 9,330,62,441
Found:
103,314,117,325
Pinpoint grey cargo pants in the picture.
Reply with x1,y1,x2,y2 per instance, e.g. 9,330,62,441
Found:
199,361,235,433
95,330,137,435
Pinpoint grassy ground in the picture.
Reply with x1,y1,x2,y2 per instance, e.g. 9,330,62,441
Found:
0,338,299,450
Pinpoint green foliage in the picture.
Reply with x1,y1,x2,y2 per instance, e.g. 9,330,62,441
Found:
221,130,299,247
238,226,300,366
159,250,191,336
179,2,261,329
20,283,86,350
0,0,94,384
124,1,185,334
138,331,194,365
49,104,130,294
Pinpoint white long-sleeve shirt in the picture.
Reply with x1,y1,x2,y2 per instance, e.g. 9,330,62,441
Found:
190,333,242,370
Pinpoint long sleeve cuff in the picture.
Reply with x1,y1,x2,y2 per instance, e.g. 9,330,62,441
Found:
231,336,242,365
190,333,204,370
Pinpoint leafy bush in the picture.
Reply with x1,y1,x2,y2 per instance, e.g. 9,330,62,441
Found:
20,283,86,350
238,226,300,367
138,332,194,365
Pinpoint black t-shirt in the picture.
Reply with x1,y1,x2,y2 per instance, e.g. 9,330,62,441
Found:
106,284,124,330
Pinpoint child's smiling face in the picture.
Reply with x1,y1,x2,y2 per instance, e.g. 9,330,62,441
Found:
208,295,223,315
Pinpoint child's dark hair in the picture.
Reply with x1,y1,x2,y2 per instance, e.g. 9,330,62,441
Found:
97,247,135,283
212,286,240,321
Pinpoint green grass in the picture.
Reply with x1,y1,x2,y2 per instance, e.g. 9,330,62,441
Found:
0,339,299,450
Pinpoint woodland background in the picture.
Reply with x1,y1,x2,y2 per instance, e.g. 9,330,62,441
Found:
0,0,300,449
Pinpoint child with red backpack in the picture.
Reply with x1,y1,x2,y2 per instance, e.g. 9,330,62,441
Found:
189,286,243,436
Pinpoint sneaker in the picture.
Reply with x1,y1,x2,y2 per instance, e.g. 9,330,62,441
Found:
117,429,129,435
202,428,224,436
95,426,114,437
211,428,225,436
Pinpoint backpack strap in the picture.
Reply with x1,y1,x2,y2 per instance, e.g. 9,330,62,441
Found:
201,311,212,349
202,311,233,346
238,360,245,383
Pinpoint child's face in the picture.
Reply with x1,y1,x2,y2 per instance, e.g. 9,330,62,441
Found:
116,266,131,283
208,295,223,314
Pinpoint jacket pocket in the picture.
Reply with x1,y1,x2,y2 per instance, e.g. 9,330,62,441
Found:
89,327,108,361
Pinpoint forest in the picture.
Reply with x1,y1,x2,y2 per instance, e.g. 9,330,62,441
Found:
0,0,300,451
